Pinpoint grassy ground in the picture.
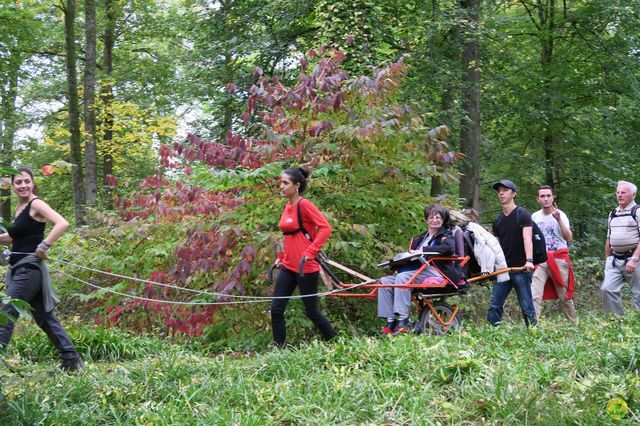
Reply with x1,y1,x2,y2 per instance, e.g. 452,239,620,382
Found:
1,310,639,425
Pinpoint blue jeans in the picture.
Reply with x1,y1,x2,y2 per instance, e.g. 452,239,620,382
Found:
487,271,537,326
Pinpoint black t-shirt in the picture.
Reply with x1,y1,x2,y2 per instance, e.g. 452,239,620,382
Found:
492,206,532,267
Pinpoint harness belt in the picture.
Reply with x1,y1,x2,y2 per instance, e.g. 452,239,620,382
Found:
612,250,634,260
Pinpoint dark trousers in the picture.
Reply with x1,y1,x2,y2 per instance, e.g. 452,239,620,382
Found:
0,266,80,361
271,267,336,347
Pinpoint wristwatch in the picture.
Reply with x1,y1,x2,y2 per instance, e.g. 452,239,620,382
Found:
630,257,639,263
526,258,533,263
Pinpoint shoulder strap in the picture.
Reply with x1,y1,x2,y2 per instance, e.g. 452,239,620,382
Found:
632,205,640,239
463,229,475,249
16,197,39,216
296,199,313,242
609,206,640,221
516,206,524,226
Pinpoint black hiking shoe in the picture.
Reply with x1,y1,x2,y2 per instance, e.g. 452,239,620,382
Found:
60,358,84,372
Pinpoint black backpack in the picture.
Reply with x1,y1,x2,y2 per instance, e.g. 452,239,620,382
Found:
608,205,640,238
462,229,481,275
495,207,548,265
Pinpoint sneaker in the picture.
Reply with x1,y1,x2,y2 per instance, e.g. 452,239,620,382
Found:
381,319,397,335
60,358,84,372
394,319,411,334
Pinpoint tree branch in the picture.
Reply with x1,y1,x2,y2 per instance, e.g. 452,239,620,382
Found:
519,0,541,30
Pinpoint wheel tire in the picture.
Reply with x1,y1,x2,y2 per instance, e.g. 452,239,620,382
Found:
416,301,461,335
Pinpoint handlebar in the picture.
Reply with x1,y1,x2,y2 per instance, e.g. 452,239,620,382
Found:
268,264,278,283
268,257,310,281
299,257,306,277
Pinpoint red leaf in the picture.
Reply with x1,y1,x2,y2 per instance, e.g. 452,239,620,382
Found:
241,245,257,261
333,93,343,111
334,50,346,63
41,164,55,176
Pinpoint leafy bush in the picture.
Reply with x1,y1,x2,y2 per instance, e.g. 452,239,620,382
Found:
41,51,459,344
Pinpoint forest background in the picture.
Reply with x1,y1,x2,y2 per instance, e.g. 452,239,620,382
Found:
2,0,639,343
1,0,640,422
2,0,640,342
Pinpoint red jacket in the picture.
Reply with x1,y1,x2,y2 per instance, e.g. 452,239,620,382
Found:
542,248,575,301
278,198,331,273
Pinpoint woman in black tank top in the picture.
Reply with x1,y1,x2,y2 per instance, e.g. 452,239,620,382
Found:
0,166,83,371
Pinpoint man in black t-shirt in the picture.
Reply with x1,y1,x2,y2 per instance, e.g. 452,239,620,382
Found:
487,179,537,326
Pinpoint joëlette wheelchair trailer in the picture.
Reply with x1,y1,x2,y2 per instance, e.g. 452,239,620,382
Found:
269,252,520,335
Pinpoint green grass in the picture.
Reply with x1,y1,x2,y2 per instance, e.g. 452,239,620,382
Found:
1,312,639,425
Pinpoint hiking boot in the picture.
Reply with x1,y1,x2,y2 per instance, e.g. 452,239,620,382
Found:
60,358,84,372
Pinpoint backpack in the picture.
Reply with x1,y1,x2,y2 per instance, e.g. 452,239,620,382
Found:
463,228,482,276
462,228,481,276
609,205,639,222
608,205,640,238
495,206,547,265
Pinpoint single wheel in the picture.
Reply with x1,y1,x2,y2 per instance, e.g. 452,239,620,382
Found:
415,301,461,335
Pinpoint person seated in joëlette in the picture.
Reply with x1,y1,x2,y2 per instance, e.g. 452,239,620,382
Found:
377,204,462,334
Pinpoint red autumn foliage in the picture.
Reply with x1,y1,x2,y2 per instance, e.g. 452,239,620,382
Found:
100,48,459,337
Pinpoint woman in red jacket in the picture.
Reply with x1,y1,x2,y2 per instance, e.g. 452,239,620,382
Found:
271,167,337,347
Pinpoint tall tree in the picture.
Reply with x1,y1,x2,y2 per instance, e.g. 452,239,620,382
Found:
0,2,40,220
60,0,85,225
100,0,115,209
84,0,98,207
458,0,481,208
0,52,19,221
536,0,558,186
425,0,461,198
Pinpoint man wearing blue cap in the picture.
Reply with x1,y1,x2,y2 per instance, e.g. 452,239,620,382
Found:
488,179,537,326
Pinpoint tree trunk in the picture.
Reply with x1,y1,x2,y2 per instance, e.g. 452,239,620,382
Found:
430,0,457,199
539,0,557,187
84,0,98,208
101,0,115,209
220,52,235,140
0,55,20,221
458,0,481,209
430,86,455,198
63,0,85,225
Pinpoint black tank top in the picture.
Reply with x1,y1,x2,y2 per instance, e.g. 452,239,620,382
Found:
7,198,46,265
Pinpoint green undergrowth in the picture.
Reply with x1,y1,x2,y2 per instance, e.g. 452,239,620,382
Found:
5,324,173,363
1,313,639,425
